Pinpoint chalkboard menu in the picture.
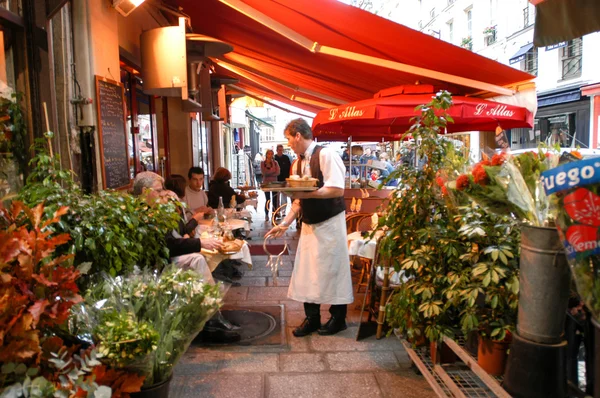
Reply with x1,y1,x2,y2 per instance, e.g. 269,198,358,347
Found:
95,76,130,189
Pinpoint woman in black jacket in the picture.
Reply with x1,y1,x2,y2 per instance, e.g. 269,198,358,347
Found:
207,167,246,208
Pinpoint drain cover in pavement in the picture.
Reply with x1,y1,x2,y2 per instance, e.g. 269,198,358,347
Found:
202,305,285,346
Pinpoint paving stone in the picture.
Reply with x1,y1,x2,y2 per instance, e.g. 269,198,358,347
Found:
247,286,289,301
244,268,281,277
170,374,263,398
375,371,436,398
225,286,248,301
279,300,304,311
280,353,327,372
238,277,267,287
174,351,230,373
310,326,405,352
393,350,413,369
218,352,279,373
326,351,400,372
285,326,311,352
266,373,382,398
268,277,290,286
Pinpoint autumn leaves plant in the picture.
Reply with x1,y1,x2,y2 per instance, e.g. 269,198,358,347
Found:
0,201,144,397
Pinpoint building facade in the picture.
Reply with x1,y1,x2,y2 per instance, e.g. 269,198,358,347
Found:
382,0,600,151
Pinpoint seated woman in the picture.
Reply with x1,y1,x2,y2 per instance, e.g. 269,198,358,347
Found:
207,167,246,208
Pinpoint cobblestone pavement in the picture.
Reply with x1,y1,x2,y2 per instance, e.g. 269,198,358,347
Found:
170,194,434,398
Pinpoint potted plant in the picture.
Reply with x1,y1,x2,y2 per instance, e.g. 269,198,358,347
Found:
483,26,496,36
18,142,181,284
454,204,520,375
0,200,144,397
449,149,575,345
378,92,470,347
460,36,473,50
73,265,223,395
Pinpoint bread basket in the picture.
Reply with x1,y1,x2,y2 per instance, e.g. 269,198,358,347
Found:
286,177,318,188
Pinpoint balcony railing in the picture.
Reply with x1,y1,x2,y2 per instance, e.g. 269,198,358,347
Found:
561,39,583,80
523,7,530,27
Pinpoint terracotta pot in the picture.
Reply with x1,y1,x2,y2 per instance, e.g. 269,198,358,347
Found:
478,337,510,376
430,340,457,364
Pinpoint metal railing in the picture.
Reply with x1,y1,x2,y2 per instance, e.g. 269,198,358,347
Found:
561,39,583,80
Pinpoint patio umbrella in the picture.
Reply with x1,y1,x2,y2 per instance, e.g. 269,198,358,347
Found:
312,85,534,141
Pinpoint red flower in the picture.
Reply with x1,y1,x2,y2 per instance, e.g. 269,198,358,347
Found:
456,174,470,190
441,185,449,197
435,176,445,187
472,163,490,186
491,153,508,166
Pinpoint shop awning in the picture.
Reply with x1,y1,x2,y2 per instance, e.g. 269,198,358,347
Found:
532,0,600,47
173,0,535,113
509,43,534,65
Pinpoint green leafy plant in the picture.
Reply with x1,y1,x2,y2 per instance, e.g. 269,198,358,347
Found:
18,142,180,281
378,91,469,343
78,266,222,386
454,205,520,342
95,311,159,369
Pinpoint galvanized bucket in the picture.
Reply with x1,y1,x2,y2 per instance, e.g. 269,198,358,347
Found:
517,225,571,344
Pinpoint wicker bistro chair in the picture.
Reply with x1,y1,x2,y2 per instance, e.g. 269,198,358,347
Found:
352,213,376,293
363,239,404,339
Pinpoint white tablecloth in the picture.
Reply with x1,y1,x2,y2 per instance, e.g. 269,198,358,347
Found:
347,230,383,260
347,230,404,285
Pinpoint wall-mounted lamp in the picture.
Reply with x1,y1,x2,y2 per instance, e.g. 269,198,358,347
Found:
113,0,146,17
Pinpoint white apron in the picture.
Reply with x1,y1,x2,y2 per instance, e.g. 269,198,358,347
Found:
288,212,354,305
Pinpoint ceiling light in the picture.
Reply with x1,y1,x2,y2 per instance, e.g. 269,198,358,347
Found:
113,0,146,17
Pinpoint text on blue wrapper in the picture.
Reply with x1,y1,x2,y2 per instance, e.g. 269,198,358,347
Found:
541,158,600,195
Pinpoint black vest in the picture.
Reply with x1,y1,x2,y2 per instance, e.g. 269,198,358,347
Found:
298,145,346,225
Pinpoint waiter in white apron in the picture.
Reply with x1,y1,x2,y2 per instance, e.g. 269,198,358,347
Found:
266,119,353,337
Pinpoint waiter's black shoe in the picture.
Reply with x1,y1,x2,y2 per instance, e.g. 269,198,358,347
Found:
317,317,347,336
292,317,321,337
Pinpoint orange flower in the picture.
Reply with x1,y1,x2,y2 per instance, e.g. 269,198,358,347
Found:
571,150,582,159
456,174,470,190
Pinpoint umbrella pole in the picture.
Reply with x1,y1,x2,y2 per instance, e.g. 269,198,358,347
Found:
348,136,352,188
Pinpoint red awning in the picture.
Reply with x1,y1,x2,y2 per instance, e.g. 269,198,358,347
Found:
312,85,534,141
173,0,534,113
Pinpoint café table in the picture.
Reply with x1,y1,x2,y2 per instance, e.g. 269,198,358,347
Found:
199,233,253,273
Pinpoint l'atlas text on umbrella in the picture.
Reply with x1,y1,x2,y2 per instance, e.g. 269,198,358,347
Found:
329,106,365,120
474,104,515,117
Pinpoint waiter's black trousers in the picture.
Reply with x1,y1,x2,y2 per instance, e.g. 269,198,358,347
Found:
304,302,347,320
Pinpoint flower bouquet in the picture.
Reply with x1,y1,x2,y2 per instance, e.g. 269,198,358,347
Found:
542,157,600,320
73,265,222,386
449,150,566,226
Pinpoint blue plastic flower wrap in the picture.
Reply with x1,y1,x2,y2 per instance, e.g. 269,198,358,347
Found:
542,156,600,319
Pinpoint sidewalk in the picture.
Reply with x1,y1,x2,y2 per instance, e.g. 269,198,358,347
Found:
170,195,434,398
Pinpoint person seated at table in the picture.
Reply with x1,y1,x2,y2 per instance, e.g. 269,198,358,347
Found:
165,174,205,236
207,167,246,209
184,166,211,213
133,172,241,343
